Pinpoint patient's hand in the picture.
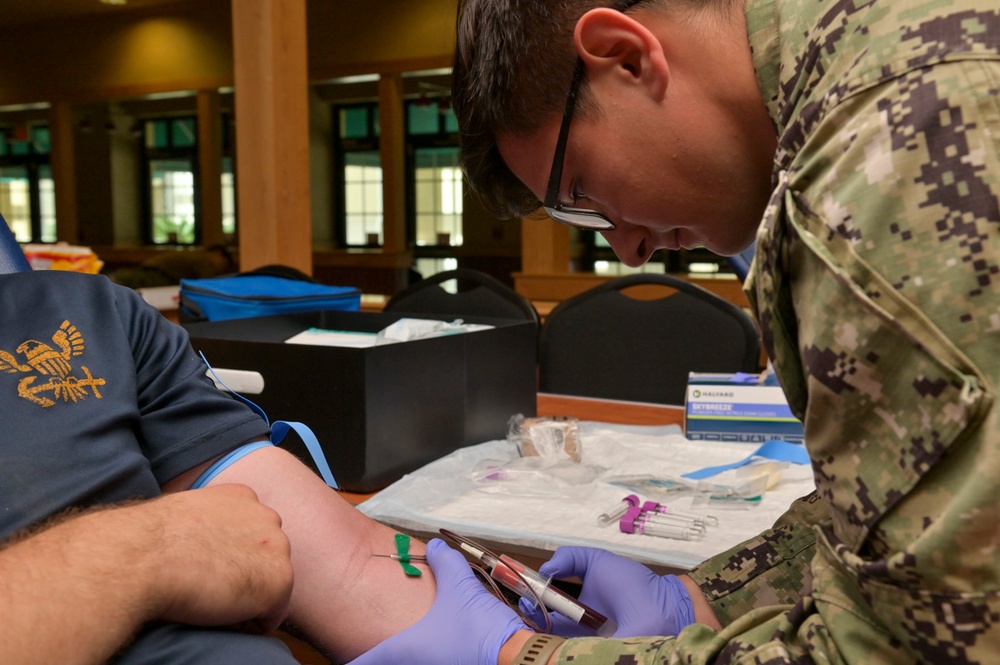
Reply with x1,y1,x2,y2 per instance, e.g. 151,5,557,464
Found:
150,484,294,632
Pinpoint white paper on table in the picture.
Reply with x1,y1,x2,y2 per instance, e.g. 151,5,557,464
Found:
284,327,378,347
359,421,815,571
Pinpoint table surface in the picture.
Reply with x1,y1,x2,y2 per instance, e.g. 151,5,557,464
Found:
344,394,814,575
338,393,684,505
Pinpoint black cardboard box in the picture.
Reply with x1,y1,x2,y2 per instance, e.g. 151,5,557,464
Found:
184,310,538,492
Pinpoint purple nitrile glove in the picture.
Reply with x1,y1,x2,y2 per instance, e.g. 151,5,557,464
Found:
520,546,694,638
348,538,527,665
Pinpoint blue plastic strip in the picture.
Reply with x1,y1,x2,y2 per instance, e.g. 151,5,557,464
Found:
200,352,269,423
198,352,339,490
191,440,275,489
271,421,340,490
681,439,810,480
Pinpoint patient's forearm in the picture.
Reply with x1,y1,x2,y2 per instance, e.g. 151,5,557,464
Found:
0,487,293,665
0,507,156,665
212,446,437,661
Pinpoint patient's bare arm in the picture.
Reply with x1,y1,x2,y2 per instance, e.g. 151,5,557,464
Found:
0,485,293,665
166,445,437,662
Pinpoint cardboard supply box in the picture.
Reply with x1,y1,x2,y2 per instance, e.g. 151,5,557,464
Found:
684,372,804,444
185,310,538,492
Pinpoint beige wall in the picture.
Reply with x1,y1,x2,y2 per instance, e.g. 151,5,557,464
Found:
0,2,233,104
308,0,457,77
0,0,457,105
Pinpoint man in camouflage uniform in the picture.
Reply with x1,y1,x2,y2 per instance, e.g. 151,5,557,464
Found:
350,0,1000,663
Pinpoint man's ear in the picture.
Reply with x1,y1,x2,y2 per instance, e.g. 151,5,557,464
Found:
575,8,669,100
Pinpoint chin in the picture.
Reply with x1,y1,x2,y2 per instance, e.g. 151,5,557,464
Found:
705,221,762,257
709,240,754,257
686,234,747,257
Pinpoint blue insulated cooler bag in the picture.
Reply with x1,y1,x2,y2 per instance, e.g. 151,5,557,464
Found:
179,274,361,322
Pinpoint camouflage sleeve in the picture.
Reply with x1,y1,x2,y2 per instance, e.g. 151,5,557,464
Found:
555,6,1000,664
686,491,825,626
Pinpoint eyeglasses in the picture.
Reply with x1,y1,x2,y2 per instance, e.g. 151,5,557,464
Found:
542,0,646,231
543,59,613,230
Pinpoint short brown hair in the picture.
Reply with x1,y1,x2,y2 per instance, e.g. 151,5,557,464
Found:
452,0,660,218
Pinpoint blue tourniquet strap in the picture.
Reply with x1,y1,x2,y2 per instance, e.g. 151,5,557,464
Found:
191,440,275,489
197,352,340,490
200,352,268,421
271,421,340,490
681,439,810,480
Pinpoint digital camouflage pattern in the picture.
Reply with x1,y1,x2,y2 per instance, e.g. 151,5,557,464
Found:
556,0,1000,662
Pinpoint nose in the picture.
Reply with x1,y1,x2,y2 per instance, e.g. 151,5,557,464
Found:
600,224,653,268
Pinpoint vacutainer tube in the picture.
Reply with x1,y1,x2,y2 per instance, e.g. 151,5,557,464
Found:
490,554,618,637
597,494,639,526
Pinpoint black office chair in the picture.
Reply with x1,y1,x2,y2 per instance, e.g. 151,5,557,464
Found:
0,212,31,273
538,273,761,406
384,268,540,327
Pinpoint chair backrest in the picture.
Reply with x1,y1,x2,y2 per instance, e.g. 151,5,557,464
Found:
538,273,761,406
0,212,31,273
384,268,540,327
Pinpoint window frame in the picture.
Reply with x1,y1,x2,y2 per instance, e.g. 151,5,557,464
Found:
405,97,462,253
0,124,55,243
139,115,202,246
332,102,382,248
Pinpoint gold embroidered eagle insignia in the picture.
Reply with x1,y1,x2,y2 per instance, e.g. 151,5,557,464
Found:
0,320,106,407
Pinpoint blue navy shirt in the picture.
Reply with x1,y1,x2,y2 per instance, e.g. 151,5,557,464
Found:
0,271,271,539
0,272,298,663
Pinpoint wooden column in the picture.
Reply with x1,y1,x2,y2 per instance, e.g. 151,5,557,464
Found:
48,102,78,244
378,73,406,253
196,89,225,248
520,215,570,273
231,0,312,274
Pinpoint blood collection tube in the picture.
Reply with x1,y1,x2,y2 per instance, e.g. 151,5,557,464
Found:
488,553,617,637
636,518,704,541
644,503,719,527
597,494,639,526
619,505,704,540
642,512,707,536
446,530,618,637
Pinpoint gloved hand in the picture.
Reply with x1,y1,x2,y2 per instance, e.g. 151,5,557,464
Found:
521,546,694,638
348,538,527,665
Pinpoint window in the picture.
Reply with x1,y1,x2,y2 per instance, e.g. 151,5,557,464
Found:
333,103,382,247
414,256,459,284
141,117,199,244
0,124,56,243
221,156,236,239
344,152,383,245
331,97,466,257
149,160,196,244
413,147,463,246
220,113,237,240
407,99,461,248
